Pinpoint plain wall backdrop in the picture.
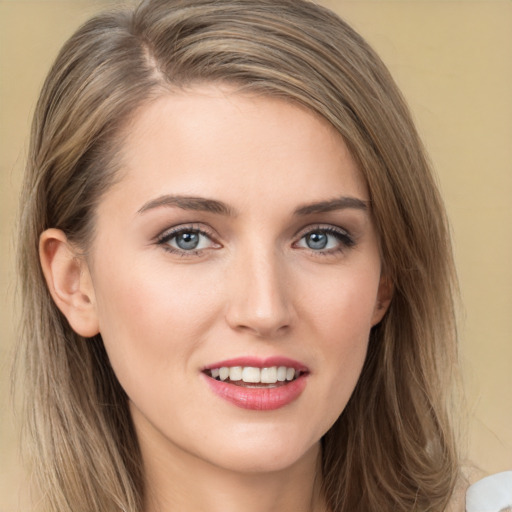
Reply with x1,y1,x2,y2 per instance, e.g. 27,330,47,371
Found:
1,0,511,509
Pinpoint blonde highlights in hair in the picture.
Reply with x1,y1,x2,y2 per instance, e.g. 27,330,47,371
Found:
16,1,459,510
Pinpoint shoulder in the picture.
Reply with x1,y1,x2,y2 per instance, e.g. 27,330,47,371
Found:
465,471,512,512
447,470,512,512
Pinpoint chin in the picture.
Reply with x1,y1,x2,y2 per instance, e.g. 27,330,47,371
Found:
199,428,321,475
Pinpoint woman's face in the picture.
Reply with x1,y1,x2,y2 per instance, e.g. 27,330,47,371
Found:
85,85,389,474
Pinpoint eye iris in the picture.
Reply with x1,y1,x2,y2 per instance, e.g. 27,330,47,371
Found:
306,231,328,250
176,232,200,250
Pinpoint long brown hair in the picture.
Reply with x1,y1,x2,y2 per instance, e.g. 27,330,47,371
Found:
16,1,460,510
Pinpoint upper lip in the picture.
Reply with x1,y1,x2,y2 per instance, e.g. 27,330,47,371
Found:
202,356,309,373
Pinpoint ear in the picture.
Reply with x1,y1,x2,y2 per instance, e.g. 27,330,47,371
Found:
39,228,99,337
371,273,393,326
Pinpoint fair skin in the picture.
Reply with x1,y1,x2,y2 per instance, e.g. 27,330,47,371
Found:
40,85,391,512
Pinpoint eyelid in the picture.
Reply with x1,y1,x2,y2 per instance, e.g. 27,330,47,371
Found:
156,222,211,241
293,223,353,240
154,222,355,257
155,223,221,254
292,224,355,253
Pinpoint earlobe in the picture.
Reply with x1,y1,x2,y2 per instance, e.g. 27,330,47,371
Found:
39,228,99,337
371,274,393,326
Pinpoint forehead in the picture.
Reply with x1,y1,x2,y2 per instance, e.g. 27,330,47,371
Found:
106,84,368,215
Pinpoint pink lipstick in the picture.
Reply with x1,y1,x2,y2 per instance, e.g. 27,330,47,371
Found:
201,357,309,411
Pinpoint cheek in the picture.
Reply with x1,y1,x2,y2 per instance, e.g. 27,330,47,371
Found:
304,263,380,346
301,266,380,415
91,258,222,391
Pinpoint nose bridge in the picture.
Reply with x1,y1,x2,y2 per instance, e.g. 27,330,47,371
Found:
226,239,293,337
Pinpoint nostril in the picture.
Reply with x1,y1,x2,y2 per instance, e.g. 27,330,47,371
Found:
230,320,291,338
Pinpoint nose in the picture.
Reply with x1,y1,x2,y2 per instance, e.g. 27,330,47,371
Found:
225,247,295,338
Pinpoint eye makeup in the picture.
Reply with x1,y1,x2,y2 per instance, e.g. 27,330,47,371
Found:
155,223,221,256
154,220,357,260
293,224,355,256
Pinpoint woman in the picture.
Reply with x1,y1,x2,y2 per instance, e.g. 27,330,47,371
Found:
16,0,505,510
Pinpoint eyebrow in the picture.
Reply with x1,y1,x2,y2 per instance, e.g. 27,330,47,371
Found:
137,194,368,217
137,195,236,216
294,196,369,216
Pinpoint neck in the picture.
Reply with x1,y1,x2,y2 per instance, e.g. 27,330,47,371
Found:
140,434,327,512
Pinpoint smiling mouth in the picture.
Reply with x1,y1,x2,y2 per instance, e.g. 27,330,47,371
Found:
204,366,304,388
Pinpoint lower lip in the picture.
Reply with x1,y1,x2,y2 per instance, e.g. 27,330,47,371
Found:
203,373,308,411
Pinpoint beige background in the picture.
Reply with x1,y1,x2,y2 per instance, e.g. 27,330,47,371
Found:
1,0,511,509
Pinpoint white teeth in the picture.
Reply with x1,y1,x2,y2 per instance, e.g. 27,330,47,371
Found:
277,366,287,382
209,365,301,384
229,366,242,381
242,367,261,383
260,367,277,384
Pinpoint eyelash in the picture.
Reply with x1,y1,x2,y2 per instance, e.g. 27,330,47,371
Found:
155,224,355,257
156,224,219,256
293,225,355,256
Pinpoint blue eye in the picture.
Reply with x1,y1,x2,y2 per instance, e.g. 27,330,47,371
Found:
296,227,354,253
158,226,218,254
174,231,201,250
304,231,329,250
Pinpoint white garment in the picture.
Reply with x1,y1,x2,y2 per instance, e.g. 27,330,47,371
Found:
466,471,512,512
